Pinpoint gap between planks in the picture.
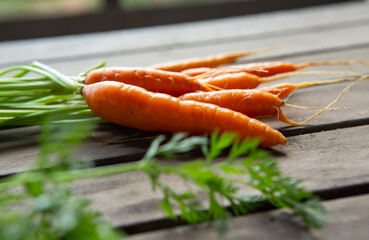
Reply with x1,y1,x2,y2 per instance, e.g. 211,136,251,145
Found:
129,193,369,240
66,125,369,231
0,121,368,235
0,115,369,179
120,179,369,235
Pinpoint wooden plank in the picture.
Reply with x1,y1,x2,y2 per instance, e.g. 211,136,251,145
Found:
0,3,367,236
8,22,369,75
1,79,368,177
0,124,157,176
1,43,368,176
27,46,369,128
0,3,367,239
130,193,369,240
0,0,356,41
71,125,369,227
0,2,368,65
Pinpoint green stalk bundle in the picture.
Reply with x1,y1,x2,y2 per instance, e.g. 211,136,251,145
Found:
0,61,105,126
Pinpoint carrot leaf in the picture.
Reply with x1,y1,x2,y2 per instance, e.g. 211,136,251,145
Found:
0,122,121,240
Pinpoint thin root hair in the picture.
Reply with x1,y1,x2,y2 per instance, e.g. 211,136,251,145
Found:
280,75,369,126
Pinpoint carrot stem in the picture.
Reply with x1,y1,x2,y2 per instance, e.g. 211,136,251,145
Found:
78,61,106,78
52,161,143,182
0,109,38,117
0,103,74,110
0,64,79,91
0,105,90,126
31,61,83,91
0,77,49,83
0,61,109,127
0,81,62,91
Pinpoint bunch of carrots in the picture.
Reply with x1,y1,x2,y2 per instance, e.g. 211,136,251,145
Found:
1,50,368,147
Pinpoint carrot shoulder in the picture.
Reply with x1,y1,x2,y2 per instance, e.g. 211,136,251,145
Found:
82,81,287,147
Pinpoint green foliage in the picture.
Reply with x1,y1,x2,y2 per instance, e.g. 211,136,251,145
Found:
0,59,328,238
0,61,105,126
129,131,327,231
0,185,121,240
0,122,327,239
0,123,121,240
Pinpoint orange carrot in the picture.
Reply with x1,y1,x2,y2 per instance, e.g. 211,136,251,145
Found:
237,62,302,77
177,88,334,126
82,81,287,147
179,63,295,77
182,60,369,77
196,70,361,90
179,75,367,126
178,89,300,125
85,67,215,97
179,89,283,120
223,60,369,77
180,67,213,77
198,72,261,89
148,50,265,72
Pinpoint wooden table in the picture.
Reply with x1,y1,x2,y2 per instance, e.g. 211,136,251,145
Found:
1,1,369,239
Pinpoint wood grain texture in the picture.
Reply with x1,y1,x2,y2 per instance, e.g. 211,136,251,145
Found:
130,193,369,240
69,125,369,228
1,46,368,175
0,2,368,235
1,72,368,177
0,2,368,66
8,22,369,77
0,124,158,176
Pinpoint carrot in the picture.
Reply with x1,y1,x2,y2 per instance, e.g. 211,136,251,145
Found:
148,49,267,72
85,67,216,97
197,72,261,89
180,67,213,77
82,81,287,147
196,70,361,90
181,60,369,77
179,63,295,77
179,75,369,126
178,89,304,125
236,62,300,77
222,60,369,77
179,89,284,120
238,60,369,77
176,89,319,126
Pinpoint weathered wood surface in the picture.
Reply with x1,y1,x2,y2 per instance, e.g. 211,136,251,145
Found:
0,1,369,238
72,125,369,228
2,8,369,176
1,2,368,66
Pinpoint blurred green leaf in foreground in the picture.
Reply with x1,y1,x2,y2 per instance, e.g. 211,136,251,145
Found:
0,121,327,239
